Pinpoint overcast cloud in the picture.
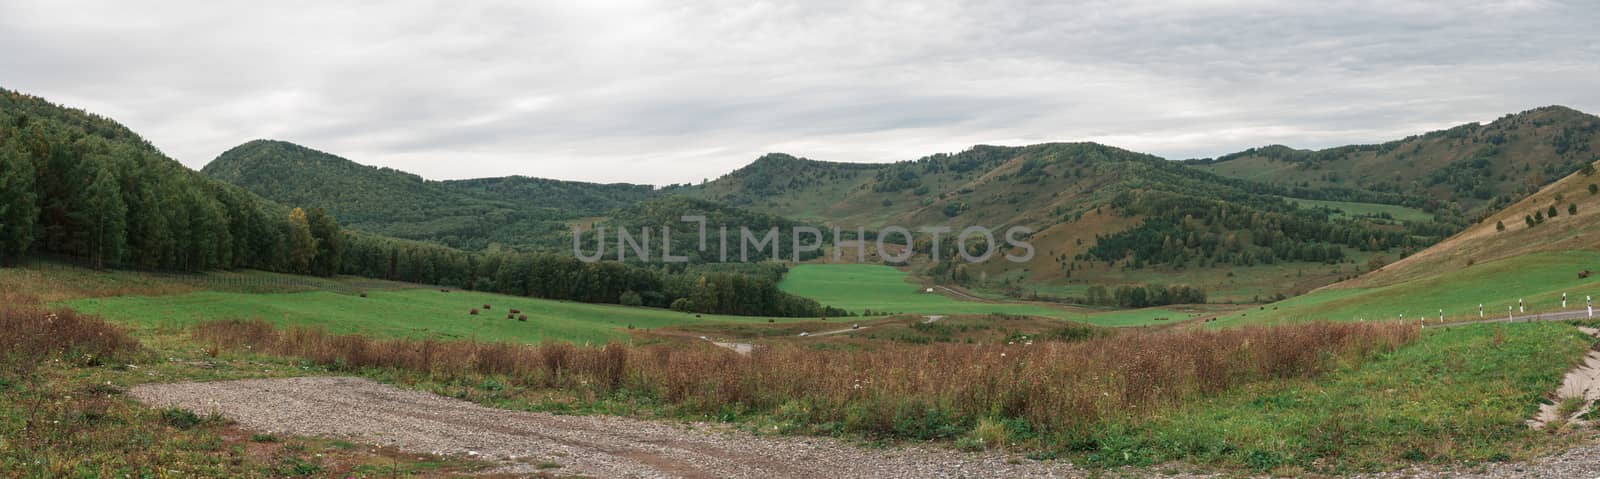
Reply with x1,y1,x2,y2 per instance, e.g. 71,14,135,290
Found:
2,0,1596,184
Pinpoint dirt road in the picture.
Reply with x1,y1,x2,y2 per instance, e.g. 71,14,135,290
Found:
131,377,1091,478
128,376,1600,478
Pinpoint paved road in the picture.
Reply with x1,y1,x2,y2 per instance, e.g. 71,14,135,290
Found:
1432,308,1595,328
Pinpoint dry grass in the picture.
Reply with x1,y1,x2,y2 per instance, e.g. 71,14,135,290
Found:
194,319,1415,438
0,292,142,375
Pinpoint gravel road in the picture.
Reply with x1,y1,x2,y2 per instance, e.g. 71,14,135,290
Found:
130,377,1104,478
130,376,1600,478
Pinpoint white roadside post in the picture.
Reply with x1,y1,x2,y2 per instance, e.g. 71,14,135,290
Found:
1563,292,1568,309
1479,303,1484,319
1508,306,1514,322
1439,309,1444,323
1589,296,1594,319
1520,298,1525,314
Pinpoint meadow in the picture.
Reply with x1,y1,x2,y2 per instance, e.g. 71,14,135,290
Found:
1211,251,1600,327
1280,196,1435,223
65,288,786,346
778,264,1188,327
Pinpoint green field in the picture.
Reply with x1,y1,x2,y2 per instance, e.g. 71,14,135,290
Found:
1212,250,1600,327
779,264,1187,327
1099,322,1589,472
1282,196,1434,223
65,288,778,345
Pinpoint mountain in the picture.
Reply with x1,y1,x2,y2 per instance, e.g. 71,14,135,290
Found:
676,143,1458,302
203,140,658,251
203,108,1600,303
1185,106,1600,219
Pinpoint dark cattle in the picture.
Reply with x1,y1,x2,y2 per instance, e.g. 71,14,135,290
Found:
1581,270,1593,279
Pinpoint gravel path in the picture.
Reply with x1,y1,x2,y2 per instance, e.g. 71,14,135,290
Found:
130,376,1600,478
130,377,1106,478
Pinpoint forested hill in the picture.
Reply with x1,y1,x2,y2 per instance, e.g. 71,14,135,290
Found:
203,140,658,251
1186,106,1600,219
0,88,843,318
0,89,308,272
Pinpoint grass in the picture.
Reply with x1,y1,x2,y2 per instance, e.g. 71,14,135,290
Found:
0,290,489,478
1212,251,1600,327
1281,196,1435,223
779,264,1186,327
64,287,791,345
1083,322,1592,473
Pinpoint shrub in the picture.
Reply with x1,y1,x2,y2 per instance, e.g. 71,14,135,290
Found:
1570,203,1579,216
192,319,1414,442
1,297,141,373
619,290,643,307
1589,183,1597,195
160,408,202,430
670,298,694,312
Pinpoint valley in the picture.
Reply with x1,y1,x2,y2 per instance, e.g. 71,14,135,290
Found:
5,85,1600,477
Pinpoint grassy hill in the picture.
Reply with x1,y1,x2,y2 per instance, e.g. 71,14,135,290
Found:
1209,157,1600,326
1187,106,1600,219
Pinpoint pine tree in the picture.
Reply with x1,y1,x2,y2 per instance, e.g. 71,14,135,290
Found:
81,164,127,269
287,207,317,274
0,140,37,262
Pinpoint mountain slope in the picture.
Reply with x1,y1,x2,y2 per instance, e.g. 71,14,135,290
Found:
1186,106,1600,219
1348,157,1600,289
203,140,659,251
677,143,1457,301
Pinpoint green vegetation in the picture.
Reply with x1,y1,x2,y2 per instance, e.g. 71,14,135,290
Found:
204,139,655,252
67,287,783,345
1081,322,1590,473
0,287,488,477
1189,106,1600,219
1281,196,1434,223
1212,251,1600,326
778,264,1185,327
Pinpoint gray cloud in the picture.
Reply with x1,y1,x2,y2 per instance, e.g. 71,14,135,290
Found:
2,0,1596,184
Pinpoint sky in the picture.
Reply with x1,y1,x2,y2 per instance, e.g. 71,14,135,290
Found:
2,0,1597,185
